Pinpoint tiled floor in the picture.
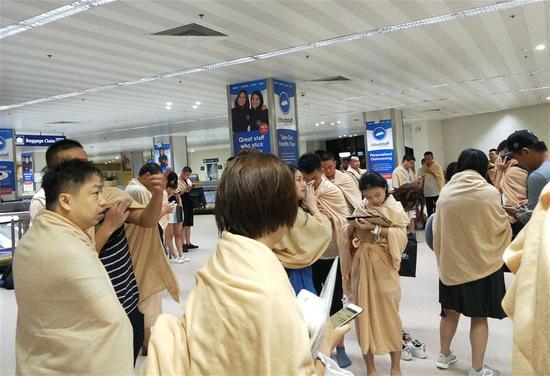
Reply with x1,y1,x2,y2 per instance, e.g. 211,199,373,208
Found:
1,215,513,375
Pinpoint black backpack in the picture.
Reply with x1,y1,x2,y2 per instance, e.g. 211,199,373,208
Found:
0,262,14,289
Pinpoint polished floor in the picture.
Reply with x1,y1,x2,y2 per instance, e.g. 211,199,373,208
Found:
1,215,513,375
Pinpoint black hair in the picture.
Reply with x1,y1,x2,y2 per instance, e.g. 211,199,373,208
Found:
234,89,249,109
497,140,508,153
288,165,298,174
445,162,459,182
298,153,321,174
393,183,424,211
456,149,489,177
138,162,163,177
318,151,335,162
182,166,192,174
250,91,264,110
166,171,178,189
424,151,434,157
42,159,102,210
359,172,389,198
489,148,498,153
45,139,84,169
402,154,416,163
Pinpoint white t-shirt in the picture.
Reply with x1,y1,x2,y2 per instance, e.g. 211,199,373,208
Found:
29,189,46,225
419,167,441,197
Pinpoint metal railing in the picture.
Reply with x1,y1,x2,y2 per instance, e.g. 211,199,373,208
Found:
0,211,31,258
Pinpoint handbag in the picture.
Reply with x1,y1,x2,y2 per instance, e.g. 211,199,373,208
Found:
399,233,417,277
175,205,184,223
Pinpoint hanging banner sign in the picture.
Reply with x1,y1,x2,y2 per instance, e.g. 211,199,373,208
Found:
229,79,271,154
273,79,298,165
15,134,65,147
366,119,395,181
153,143,171,172
0,129,16,199
21,152,34,192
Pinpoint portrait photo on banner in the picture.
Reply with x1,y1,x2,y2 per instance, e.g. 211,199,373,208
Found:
230,80,269,135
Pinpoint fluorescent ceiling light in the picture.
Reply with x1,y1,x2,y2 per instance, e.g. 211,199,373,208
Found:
0,0,540,111
0,0,117,39
535,44,546,50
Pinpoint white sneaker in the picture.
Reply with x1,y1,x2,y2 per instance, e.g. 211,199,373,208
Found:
468,365,500,376
436,351,457,369
411,340,427,359
401,343,413,361
178,256,191,263
169,257,184,264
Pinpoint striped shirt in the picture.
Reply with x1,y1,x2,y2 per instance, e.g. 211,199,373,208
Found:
99,226,139,315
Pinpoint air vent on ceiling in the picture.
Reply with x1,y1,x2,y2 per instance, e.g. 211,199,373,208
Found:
422,108,441,112
46,121,81,124
151,23,227,37
308,76,351,82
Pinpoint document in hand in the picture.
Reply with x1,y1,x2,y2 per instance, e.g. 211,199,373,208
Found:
296,257,339,353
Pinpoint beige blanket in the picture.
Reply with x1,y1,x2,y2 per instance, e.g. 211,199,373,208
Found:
499,165,528,206
343,196,408,355
502,182,550,375
392,165,417,190
332,169,362,211
315,178,352,294
273,208,332,268
434,170,512,285
125,179,180,304
140,232,316,375
419,162,445,190
14,210,133,375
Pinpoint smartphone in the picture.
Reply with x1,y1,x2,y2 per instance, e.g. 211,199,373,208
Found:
346,215,379,221
330,304,363,327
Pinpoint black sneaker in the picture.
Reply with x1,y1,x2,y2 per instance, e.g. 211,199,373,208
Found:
182,245,189,253
186,244,199,249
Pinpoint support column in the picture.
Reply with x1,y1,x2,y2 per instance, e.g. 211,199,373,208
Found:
171,135,188,173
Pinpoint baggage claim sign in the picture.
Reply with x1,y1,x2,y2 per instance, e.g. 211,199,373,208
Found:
366,119,395,181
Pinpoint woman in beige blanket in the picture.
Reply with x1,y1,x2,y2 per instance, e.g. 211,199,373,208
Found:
344,172,409,376
502,182,550,375
141,153,349,375
434,149,511,376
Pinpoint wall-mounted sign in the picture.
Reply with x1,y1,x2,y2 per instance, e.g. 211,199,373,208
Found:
274,79,298,165
203,158,219,163
21,152,34,192
15,134,65,147
0,129,16,199
366,119,395,181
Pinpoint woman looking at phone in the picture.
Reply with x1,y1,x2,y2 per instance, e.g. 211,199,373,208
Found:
142,153,350,375
164,171,186,263
344,172,409,376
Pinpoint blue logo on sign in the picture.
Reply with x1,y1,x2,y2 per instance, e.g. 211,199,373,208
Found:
0,137,6,151
279,92,290,115
373,127,386,140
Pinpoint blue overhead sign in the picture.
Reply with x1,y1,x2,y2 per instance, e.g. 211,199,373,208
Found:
15,134,65,147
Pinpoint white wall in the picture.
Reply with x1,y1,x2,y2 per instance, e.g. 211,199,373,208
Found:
441,103,550,164
410,119,446,170
188,146,232,181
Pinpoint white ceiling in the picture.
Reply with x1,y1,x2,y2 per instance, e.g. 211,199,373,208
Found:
1,0,549,156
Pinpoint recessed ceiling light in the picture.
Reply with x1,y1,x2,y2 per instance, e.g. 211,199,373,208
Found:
337,121,341,124
195,101,201,105
535,44,546,51
192,105,198,109
165,101,172,106
165,106,171,110
330,122,335,125
190,149,195,153
320,121,325,125
546,96,550,101
315,123,319,126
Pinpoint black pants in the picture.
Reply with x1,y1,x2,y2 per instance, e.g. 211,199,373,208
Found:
128,307,144,364
425,196,439,217
312,258,343,315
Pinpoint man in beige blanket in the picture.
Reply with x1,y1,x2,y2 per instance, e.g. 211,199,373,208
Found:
14,159,133,375
502,182,550,375
299,152,353,368
125,162,180,355
319,151,362,212
346,155,365,185
417,151,445,217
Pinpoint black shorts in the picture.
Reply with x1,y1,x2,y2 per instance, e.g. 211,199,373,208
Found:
181,193,194,227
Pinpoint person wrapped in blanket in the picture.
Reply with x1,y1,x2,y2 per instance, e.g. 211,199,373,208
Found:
392,183,428,361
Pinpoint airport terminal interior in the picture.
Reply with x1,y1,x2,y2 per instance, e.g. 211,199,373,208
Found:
1,0,549,375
